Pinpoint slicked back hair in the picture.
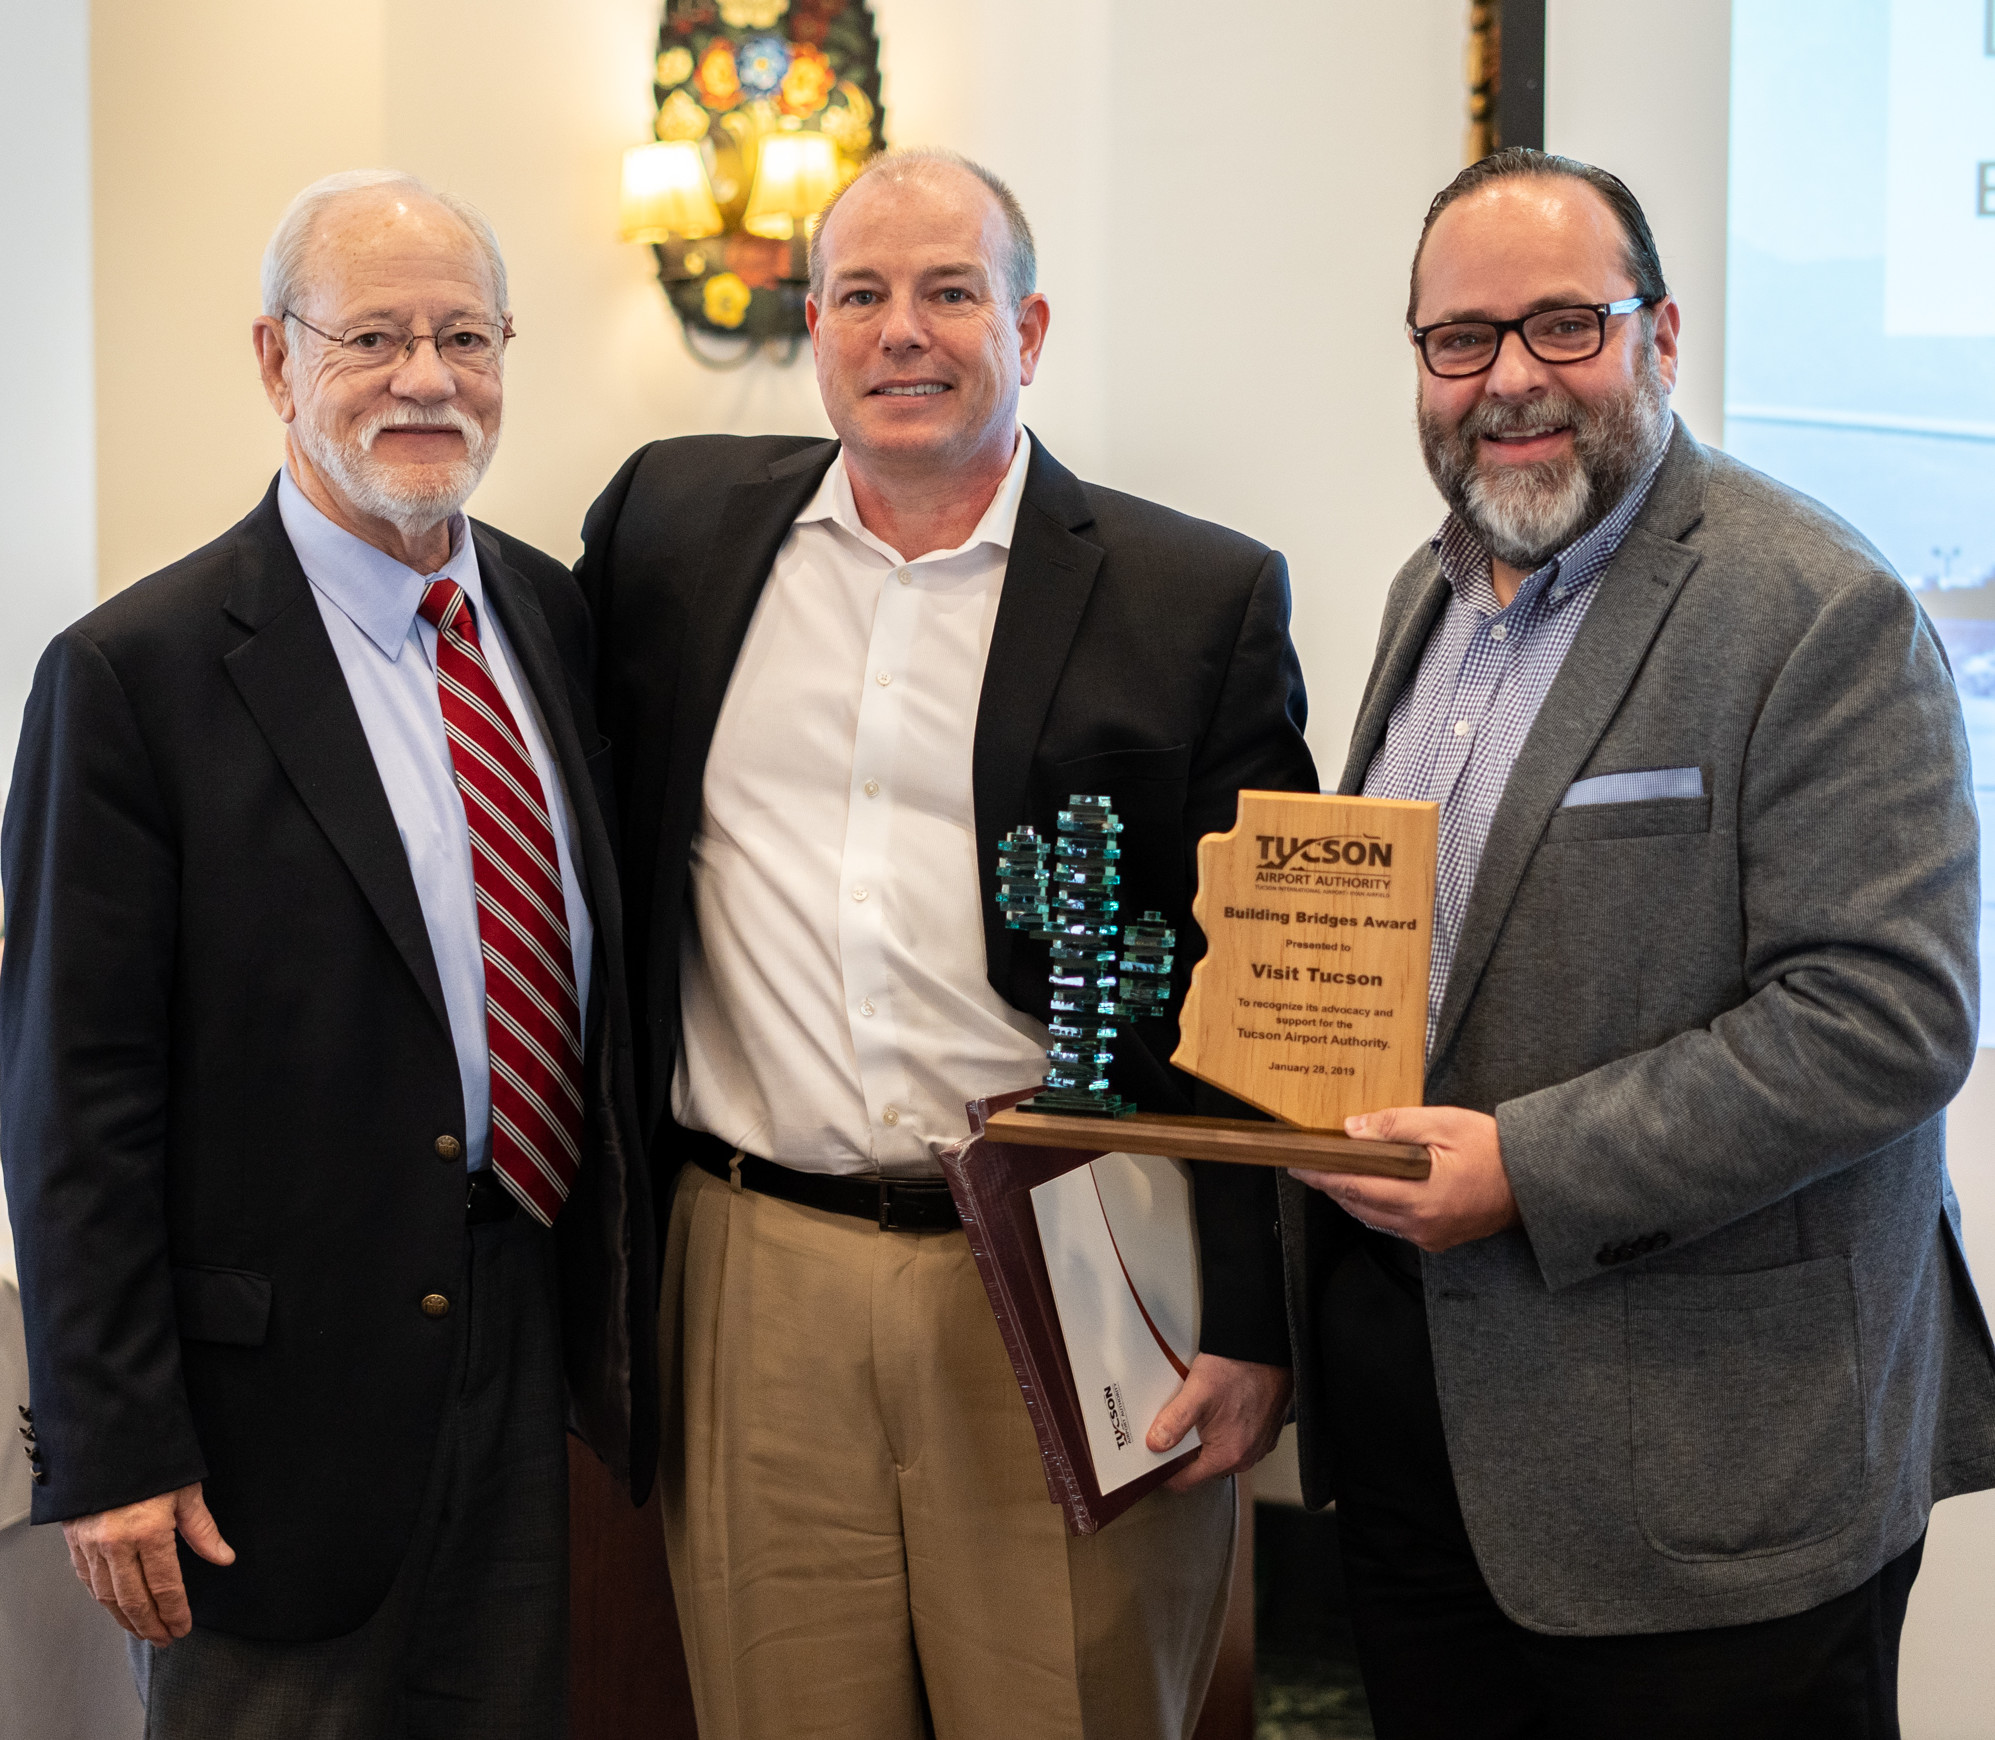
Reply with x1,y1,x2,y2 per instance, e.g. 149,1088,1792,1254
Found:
807,147,1037,307
1407,148,1667,327
261,169,509,323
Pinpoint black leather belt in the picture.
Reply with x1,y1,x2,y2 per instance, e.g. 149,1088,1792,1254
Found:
466,1169,520,1225
685,1132,961,1232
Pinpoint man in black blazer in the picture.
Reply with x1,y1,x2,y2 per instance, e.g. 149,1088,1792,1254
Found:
0,172,651,1737
579,148,1314,1738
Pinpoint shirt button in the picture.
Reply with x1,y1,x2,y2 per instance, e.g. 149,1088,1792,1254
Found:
1490,624,1508,642
863,779,881,797
435,1135,463,1163
876,670,892,686
420,1294,451,1319
859,998,876,1016
882,1106,901,1126
1453,719,1470,737
852,887,869,902
896,567,911,585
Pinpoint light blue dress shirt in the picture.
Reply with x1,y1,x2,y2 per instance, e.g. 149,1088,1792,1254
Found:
279,470,593,1169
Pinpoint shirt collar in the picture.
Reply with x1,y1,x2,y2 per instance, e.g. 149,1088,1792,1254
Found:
278,466,483,659
795,427,1034,566
1432,425,1673,618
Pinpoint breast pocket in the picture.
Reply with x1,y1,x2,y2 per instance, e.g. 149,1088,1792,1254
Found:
1627,1256,1864,1560
1543,795,1712,843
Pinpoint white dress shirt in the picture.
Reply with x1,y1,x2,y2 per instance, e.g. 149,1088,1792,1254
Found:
279,469,594,1170
673,431,1048,1178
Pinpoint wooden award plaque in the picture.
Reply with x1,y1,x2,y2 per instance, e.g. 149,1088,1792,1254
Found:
1171,791,1438,1130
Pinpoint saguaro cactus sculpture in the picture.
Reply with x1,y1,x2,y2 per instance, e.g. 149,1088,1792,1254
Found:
996,794,1177,1118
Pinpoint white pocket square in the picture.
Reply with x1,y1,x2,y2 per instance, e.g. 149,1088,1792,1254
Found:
1560,766,1705,808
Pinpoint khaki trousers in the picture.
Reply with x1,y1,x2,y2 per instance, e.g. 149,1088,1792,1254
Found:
659,1162,1236,1740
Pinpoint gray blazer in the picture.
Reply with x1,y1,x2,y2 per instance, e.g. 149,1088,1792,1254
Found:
1280,419,1995,1635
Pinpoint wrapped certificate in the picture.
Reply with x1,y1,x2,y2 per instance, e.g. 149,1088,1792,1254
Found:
943,1091,1201,1533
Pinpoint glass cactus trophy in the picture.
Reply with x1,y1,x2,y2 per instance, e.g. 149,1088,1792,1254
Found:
996,794,1177,1118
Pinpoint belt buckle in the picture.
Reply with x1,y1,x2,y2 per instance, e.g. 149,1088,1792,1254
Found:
877,1179,894,1231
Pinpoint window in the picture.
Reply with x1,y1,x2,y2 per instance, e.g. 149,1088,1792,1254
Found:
1728,0,1995,1040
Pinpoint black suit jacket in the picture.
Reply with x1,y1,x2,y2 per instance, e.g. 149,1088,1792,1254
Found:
577,431,1316,1361
0,479,656,1641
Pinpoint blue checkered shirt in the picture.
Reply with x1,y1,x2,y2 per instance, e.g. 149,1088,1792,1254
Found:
1364,449,1668,1054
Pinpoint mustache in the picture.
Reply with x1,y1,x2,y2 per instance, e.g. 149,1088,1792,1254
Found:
354,400,489,459
1453,390,1588,449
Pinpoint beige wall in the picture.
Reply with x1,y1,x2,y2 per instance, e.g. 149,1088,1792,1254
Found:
89,0,1464,772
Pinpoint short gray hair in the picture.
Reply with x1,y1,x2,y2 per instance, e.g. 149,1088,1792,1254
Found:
807,148,1036,306
261,169,509,321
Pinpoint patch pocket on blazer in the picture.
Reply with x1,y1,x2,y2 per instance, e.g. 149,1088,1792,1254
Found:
172,1265,273,1347
1544,796,1712,843
1627,1256,1863,1560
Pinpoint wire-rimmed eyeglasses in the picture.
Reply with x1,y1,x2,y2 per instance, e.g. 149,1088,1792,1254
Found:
282,310,514,373
1410,296,1659,378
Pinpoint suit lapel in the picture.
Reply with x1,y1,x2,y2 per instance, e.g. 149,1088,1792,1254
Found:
1427,425,1712,1064
972,435,1104,990
222,481,451,1039
1338,551,1450,795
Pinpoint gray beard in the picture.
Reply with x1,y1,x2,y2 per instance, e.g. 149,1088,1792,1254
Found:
1419,344,1671,571
293,400,498,542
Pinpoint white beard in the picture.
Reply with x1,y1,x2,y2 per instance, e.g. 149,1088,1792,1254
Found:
1420,341,1671,571
293,399,499,540
1460,444,1599,570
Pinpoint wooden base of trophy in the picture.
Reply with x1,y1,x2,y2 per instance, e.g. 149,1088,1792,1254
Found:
982,1106,1430,1179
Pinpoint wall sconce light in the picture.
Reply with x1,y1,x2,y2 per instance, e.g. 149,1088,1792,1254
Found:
623,0,887,369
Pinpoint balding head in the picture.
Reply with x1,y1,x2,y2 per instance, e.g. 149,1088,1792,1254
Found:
262,170,508,325
809,148,1035,307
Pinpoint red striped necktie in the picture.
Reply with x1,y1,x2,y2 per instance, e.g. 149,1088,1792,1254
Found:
418,579,582,1225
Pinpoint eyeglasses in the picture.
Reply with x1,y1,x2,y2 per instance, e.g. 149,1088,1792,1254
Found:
282,310,514,373
1410,296,1658,378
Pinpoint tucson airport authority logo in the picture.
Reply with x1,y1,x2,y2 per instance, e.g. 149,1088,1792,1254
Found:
1103,1382,1132,1450
1255,832,1394,895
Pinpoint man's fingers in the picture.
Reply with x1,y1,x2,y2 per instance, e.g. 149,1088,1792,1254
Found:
175,1489,236,1567
105,1544,172,1646
139,1530,195,1639
1145,1379,1203,1453
61,1523,93,1587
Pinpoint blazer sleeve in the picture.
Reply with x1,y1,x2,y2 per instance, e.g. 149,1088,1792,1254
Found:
0,630,208,1521
1496,572,1981,1291
1185,549,1319,1366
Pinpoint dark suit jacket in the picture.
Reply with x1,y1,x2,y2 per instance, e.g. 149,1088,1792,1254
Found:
0,478,656,1641
577,431,1317,1363
1281,421,1995,1633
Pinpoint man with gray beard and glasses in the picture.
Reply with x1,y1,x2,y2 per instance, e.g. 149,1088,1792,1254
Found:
1275,149,1991,1736
0,170,652,1738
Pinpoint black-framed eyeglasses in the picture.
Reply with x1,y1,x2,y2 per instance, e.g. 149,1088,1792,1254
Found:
1410,296,1658,378
282,310,514,372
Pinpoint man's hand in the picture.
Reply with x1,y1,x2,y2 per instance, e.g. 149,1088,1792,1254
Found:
1291,1105,1521,1253
62,1482,235,1645
1146,1353,1293,1492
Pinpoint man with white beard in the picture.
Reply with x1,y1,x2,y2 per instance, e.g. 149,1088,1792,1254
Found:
1277,150,1990,1736
0,171,652,1738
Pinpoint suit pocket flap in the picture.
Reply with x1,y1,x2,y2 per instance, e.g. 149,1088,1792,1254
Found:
1050,744,1192,785
173,1265,272,1347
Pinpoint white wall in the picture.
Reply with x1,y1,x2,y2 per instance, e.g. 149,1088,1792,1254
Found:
0,0,97,819
1546,0,1732,444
